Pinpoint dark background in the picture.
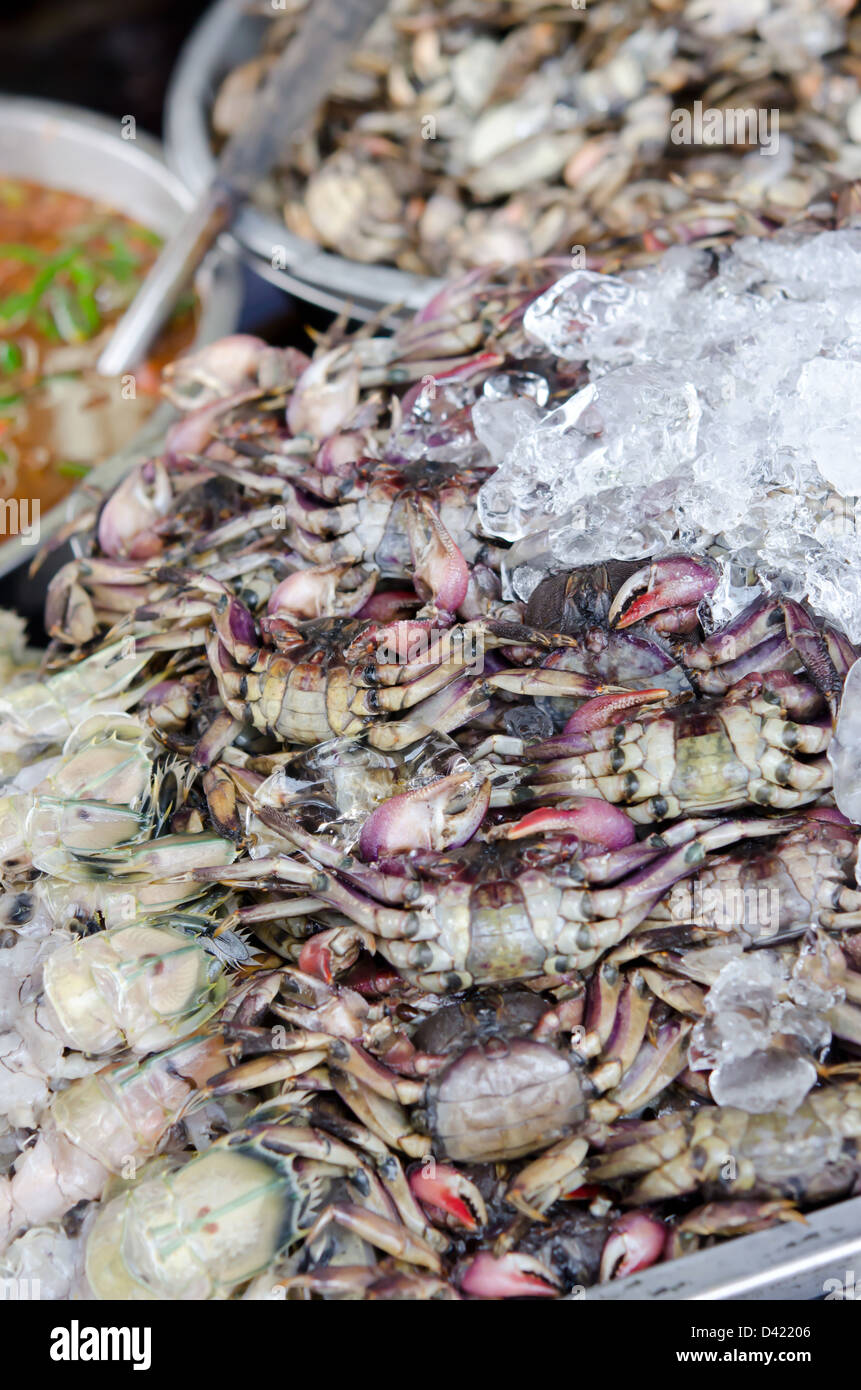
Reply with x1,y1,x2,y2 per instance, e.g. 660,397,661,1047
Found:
0,0,213,135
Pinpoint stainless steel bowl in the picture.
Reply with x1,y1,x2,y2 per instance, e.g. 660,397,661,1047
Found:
165,0,442,322
0,96,243,579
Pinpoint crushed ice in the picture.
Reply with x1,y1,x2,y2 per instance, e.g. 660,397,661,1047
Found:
690,951,841,1114
476,231,861,640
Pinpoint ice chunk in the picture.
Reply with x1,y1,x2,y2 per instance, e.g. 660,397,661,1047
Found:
690,952,838,1114
482,371,550,406
785,359,861,494
472,395,543,468
523,270,635,360
0,1224,89,1301
478,228,861,642
709,1051,819,1114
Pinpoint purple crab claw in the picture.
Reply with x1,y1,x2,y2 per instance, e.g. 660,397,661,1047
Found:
165,387,259,464
488,800,636,852
266,563,378,622
608,555,718,633
356,590,421,624
404,494,470,615
287,345,360,440
97,459,172,560
162,334,270,403
456,1251,561,1299
599,1211,666,1281
315,431,366,479
358,768,491,861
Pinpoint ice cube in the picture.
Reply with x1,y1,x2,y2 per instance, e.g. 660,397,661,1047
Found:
709,1051,819,1114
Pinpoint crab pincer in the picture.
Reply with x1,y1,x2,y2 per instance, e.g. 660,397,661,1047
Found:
456,1251,562,1299
598,1210,667,1280
404,493,470,616
408,1163,488,1233
485,799,636,852
358,766,491,859
608,555,718,634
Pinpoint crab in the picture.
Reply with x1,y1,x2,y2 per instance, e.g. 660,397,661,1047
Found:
588,1079,861,1206
481,668,840,823
641,807,861,945
519,553,720,688
211,764,791,987
84,1100,446,1301
203,969,713,1223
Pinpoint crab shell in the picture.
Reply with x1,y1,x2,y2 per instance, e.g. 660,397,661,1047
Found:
413,991,586,1163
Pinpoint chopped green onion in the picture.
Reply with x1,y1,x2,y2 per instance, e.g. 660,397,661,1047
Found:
33,308,62,343
0,244,46,265
0,342,23,373
56,460,91,478
48,285,88,343
0,292,36,324
171,291,197,319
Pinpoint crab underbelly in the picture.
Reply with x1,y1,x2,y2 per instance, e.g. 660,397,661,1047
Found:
465,882,549,983
670,728,749,809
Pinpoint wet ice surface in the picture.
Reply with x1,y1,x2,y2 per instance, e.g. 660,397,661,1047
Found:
690,952,840,1114
477,231,861,641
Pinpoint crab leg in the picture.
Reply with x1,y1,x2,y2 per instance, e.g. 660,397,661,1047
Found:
505,1136,591,1218
299,1202,444,1273
589,1018,692,1123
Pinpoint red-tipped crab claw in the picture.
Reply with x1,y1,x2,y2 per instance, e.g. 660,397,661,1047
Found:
358,767,491,860
598,1210,666,1281
298,926,377,984
562,689,669,735
408,1163,488,1233
487,799,637,852
608,555,718,633
265,563,379,623
456,1251,561,1299
404,494,470,616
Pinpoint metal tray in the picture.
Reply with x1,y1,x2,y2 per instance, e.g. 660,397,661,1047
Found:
164,0,442,321
587,1193,861,1301
0,96,243,580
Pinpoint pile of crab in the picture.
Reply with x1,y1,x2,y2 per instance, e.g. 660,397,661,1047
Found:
3,265,861,1301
